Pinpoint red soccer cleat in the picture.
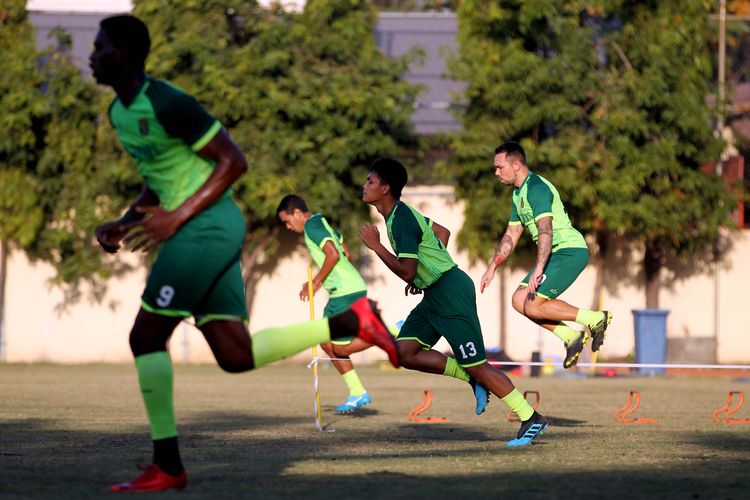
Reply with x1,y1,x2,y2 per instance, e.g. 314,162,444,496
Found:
110,464,188,493
350,297,400,368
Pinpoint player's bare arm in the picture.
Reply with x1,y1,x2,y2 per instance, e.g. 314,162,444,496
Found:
431,221,451,247
123,129,248,251
342,241,352,260
95,185,160,253
480,224,522,293
528,216,553,295
359,223,418,284
300,240,340,301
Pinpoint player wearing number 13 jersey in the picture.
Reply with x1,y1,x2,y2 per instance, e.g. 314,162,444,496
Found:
359,158,547,446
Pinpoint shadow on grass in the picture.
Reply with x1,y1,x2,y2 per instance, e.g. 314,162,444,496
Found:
2,413,750,500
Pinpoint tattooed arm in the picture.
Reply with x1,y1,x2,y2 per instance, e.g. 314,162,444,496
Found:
480,223,523,293
527,216,553,294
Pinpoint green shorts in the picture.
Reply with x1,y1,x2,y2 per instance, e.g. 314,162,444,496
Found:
397,267,486,367
324,291,367,345
520,247,589,299
141,197,248,326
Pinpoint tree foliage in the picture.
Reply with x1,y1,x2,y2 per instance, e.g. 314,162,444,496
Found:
450,0,735,307
132,0,419,312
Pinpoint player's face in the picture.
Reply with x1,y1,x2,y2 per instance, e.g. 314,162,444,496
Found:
89,29,122,85
362,172,387,204
278,210,305,233
494,153,517,186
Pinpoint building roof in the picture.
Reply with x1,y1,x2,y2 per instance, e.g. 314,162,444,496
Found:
28,10,462,134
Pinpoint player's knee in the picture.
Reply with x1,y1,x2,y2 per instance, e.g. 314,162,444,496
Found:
320,343,335,356
129,329,166,357
216,356,253,373
396,346,418,369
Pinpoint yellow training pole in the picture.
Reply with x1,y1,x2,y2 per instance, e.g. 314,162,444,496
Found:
308,267,324,431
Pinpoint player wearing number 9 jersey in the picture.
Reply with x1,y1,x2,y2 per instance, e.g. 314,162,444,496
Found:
359,158,548,446
91,15,400,492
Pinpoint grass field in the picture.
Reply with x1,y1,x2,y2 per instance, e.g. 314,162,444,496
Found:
1,363,749,499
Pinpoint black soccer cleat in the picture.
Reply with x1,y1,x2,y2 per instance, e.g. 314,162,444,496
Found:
590,311,613,352
563,331,589,369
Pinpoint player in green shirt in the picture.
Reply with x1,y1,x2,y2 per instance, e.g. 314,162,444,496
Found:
359,158,547,446
90,15,398,492
277,194,375,414
480,142,613,369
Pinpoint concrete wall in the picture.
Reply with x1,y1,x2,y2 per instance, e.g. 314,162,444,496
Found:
3,185,748,365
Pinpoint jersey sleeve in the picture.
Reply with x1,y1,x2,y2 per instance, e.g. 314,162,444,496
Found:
391,207,421,259
305,217,335,249
527,177,553,221
148,80,222,151
509,199,521,225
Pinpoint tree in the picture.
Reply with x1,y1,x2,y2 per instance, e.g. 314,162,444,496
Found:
450,0,734,309
0,2,140,333
132,0,419,315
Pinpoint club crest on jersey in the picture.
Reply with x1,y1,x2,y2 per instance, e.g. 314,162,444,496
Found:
138,118,149,135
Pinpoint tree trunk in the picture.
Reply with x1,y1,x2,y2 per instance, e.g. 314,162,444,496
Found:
241,228,279,322
590,229,608,311
0,241,7,362
644,239,663,308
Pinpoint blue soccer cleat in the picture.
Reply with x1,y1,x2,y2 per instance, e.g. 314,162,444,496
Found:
469,378,490,415
506,411,548,447
335,392,372,414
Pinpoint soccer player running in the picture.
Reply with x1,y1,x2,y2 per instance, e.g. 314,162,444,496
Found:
359,158,547,446
480,142,612,369
277,194,377,414
90,15,398,492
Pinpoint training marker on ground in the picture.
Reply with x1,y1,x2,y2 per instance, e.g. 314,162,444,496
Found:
614,391,658,424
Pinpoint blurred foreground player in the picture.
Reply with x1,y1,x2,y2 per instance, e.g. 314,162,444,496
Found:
91,15,398,492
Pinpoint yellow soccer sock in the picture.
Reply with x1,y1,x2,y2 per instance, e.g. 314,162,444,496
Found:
552,324,580,345
443,356,471,382
251,319,330,369
342,370,366,397
501,388,534,421
135,351,177,440
575,308,603,328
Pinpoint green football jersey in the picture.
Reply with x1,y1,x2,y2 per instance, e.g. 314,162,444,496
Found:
385,201,456,289
509,172,587,251
304,214,366,298
108,77,225,211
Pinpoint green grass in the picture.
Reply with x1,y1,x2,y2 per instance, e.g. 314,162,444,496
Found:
1,363,749,499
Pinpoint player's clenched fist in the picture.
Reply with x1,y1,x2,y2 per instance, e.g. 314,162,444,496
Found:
359,224,381,249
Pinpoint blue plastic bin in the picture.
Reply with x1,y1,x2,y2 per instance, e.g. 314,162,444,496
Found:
632,309,669,375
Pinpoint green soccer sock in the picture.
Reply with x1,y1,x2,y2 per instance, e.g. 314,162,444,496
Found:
575,308,603,328
342,369,367,396
135,351,177,440
443,356,471,382
501,388,535,422
251,319,330,369
552,324,580,345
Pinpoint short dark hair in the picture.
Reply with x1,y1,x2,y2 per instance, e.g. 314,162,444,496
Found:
495,142,526,165
276,194,308,215
100,15,150,68
368,158,407,199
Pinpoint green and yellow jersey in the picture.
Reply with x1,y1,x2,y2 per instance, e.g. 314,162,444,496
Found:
385,201,456,289
304,214,367,298
509,172,587,251
108,76,224,211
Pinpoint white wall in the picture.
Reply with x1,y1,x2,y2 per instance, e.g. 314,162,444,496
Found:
3,185,749,365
